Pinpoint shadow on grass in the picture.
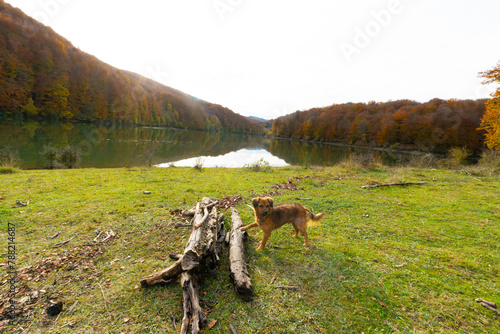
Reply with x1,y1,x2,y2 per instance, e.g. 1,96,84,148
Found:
215,227,398,333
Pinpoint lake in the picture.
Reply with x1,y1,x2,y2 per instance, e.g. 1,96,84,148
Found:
0,121,412,169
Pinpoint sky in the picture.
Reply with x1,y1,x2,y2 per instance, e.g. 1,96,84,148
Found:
4,0,500,119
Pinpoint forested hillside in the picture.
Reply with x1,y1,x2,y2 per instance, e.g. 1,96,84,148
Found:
0,1,262,134
272,99,487,153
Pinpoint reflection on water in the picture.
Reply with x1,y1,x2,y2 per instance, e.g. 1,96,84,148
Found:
0,121,412,169
0,121,268,168
268,140,410,166
160,148,289,168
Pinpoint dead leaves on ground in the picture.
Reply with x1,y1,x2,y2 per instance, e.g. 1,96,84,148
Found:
262,177,306,197
0,230,117,327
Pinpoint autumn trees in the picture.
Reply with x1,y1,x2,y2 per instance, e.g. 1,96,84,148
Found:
0,2,262,135
479,62,500,151
271,99,487,154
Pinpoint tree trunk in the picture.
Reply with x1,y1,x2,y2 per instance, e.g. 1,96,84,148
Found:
139,258,183,287
181,202,207,271
139,198,246,333
229,208,254,302
180,271,208,334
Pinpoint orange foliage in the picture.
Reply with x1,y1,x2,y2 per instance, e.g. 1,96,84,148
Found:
0,2,262,134
272,99,487,153
479,62,500,151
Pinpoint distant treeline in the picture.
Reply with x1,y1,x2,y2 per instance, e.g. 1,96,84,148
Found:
272,99,487,153
0,2,262,134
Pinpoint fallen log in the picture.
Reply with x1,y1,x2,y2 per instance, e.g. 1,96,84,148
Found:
229,208,254,302
169,253,182,260
139,197,225,334
181,203,208,271
180,271,208,334
140,257,184,287
140,199,222,287
182,197,218,217
182,204,223,272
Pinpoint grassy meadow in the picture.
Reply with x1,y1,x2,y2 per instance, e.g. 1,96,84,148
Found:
0,160,499,333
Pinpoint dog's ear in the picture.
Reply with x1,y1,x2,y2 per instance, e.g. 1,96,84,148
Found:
267,197,273,208
252,197,260,208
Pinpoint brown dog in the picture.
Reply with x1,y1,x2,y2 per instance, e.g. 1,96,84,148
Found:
240,197,326,250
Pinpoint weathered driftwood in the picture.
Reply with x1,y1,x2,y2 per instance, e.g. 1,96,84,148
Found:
360,182,426,189
140,200,223,287
182,204,223,272
475,298,500,315
229,208,254,302
180,271,208,334
181,203,208,271
182,197,219,217
169,253,182,260
140,258,183,286
140,197,226,334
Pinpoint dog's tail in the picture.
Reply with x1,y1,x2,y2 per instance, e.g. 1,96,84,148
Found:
306,209,326,227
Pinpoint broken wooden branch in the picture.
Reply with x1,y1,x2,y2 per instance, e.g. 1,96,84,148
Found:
66,300,78,314
475,298,500,315
171,222,192,228
97,282,109,311
182,198,219,217
16,200,29,207
180,271,208,334
229,208,254,302
50,231,61,239
274,285,299,291
229,324,238,334
193,203,209,230
360,182,426,189
100,230,116,243
181,203,206,271
475,298,497,309
140,258,184,287
139,197,226,334
169,253,182,260
53,236,75,248
480,303,500,315
93,230,103,242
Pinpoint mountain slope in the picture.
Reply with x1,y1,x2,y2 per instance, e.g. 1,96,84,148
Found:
0,1,262,134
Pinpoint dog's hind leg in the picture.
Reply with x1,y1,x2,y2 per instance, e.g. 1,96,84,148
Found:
295,222,310,247
292,224,300,238
302,230,310,247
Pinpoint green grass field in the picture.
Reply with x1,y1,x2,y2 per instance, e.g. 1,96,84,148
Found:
1,164,499,333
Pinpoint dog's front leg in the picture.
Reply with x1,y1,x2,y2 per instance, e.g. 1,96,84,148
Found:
256,231,271,251
240,222,258,231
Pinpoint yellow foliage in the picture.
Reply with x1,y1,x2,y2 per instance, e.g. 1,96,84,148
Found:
479,62,500,151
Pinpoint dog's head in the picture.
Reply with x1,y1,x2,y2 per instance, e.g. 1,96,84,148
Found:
252,197,273,218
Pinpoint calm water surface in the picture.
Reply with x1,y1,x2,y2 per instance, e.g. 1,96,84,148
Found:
0,121,411,168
